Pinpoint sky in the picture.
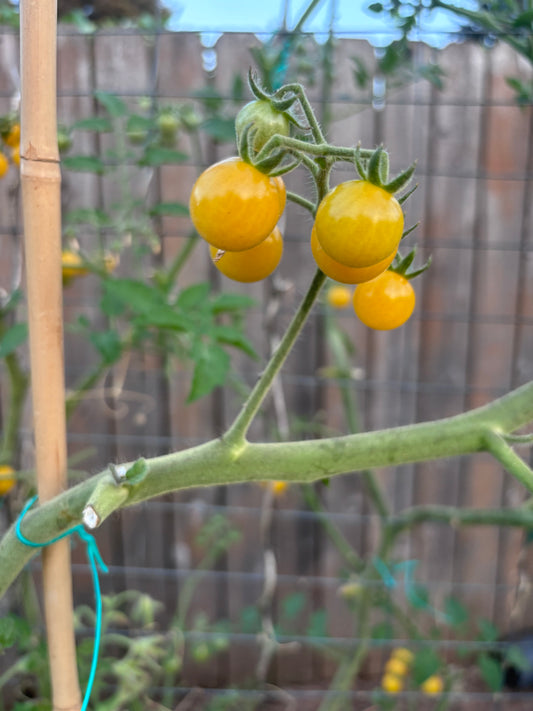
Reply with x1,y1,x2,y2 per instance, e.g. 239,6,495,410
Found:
164,0,469,48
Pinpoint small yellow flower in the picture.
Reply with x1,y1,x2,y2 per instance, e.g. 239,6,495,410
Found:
421,674,444,695
270,480,288,496
0,465,16,496
385,657,409,677
381,673,403,694
326,285,351,309
391,647,414,666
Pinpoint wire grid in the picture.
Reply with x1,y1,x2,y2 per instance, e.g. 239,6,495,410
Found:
0,14,532,711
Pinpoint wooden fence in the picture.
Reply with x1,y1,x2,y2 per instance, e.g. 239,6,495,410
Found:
0,25,532,702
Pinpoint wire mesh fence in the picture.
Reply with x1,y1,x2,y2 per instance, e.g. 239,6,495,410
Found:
1,13,533,710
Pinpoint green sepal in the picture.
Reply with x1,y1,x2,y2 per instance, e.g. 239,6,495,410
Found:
383,160,417,194
391,247,432,280
354,144,368,181
253,149,285,173
286,111,311,132
237,121,253,164
267,155,302,177
271,95,298,113
398,183,418,205
248,69,272,102
379,150,390,185
401,221,420,240
367,145,385,187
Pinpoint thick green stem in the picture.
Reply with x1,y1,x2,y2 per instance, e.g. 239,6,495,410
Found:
223,268,328,447
484,429,533,490
1,380,533,599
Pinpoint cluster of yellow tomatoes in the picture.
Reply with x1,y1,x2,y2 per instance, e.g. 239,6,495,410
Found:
0,121,20,177
381,647,444,695
189,153,415,331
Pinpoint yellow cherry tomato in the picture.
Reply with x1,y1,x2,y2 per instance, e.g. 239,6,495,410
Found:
209,226,283,283
270,481,288,495
190,157,286,252
4,123,20,148
385,657,409,677
381,673,403,694
421,675,444,695
0,152,9,177
311,225,396,284
326,286,351,309
391,647,414,666
353,270,415,331
314,180,403,268
62,250,89,283
11,147,20,167
0,465,16,496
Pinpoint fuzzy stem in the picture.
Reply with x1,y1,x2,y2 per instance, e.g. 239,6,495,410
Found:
223,268,327,447
2,380,533,600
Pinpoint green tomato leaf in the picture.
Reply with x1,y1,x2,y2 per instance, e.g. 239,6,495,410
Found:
211,292,256,314
307,609,327,638
478,652,503,692
62,155,106,174
371,621,394,640
212,325,257,359
505,644,531,671
71,117,113,132
188,342,230,402
89,330,122,365
412,648,442,685
0,322,28,358
95,91,128,117
477,618,499,643
127,114,153,132
281,592,306,620
149,201,189,217
444,596,469,630
176,282,211,311
201,117,237,143
64,207,111,227
139,146,188,166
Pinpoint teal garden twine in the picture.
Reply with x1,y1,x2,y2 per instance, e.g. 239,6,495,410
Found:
16,495,108,711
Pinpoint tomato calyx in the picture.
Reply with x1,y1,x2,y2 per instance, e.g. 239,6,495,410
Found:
390,247,432,281
354,144,416,196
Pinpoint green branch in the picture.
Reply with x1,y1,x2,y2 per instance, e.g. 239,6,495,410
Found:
223,268,328,447
2,380,533,600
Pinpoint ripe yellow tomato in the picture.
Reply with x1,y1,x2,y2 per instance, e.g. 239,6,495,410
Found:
326,285,351,309
190,157,286,252
270,480,288,495
385,657,409,677
209,226,283,282
62,250,88,283
353,270,415,330
4,123,20,148
311,226,396,284
0,152,9,177
314,180,403,268
421,675,444,695
0,465,16,496
391,647,414,666
381,673,403,694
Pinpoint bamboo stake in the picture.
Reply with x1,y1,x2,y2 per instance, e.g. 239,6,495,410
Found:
20,1,81,709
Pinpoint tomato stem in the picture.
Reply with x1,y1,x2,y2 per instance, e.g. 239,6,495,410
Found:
286,190,316,215
223,268,328,447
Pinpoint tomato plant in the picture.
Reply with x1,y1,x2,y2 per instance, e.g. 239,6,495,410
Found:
352,270,415,330
235,99,290,153
314,180,404,268
209,225,283,283
189,156,286,251
311,225,396,284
